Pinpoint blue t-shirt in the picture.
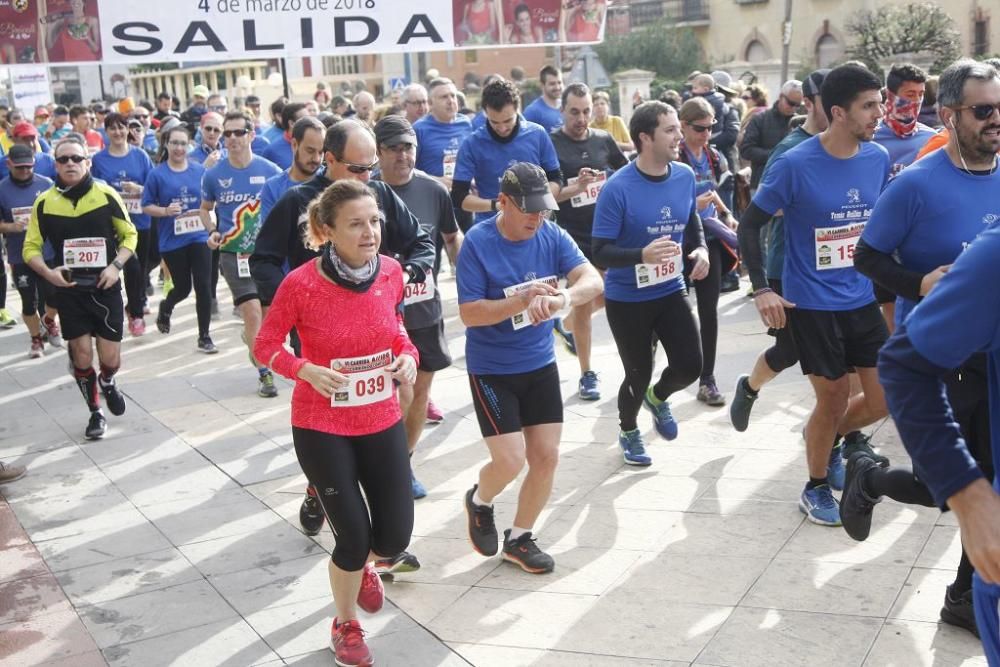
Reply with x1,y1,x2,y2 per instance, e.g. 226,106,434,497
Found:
523,97,563,133
201,155,282,254
472,111,487,130
762,127,813,281
259,169,306,224
188,143,226,165
251,134,270,154
413,114,474,177
0,173,53,263
260,136,292,170
680,143,718,221
0,152,56,182
592,161,697,303
453,118,560,224
91,146,154,230
863,149,1000,326
457,216,586,375
262,124,284,144
143,161,208,253
143,130,158,153
752,136,889,311
873,123,936,179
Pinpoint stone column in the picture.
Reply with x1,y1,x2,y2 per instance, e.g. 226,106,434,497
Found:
613,68,655,124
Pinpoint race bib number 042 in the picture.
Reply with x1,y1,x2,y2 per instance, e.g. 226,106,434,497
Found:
404,273,435,307
331,349,393,407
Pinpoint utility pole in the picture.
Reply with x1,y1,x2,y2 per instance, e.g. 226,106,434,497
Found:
780,0,793,83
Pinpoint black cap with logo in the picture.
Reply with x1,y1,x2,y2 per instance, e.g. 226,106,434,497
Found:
7,144,35,166
500,162,558,213
373,115,416,148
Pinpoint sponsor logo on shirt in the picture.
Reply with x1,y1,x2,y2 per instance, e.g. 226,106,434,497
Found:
847,188,861,204
984,213,999,227
218,178,233,188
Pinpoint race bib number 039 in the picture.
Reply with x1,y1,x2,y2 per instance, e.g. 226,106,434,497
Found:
63,237,107,268
404,273,435,306
331,349,393,407
635,259,680,288
568,172,607,208
815,222,865,271
503,275,558,330
174,211,203,235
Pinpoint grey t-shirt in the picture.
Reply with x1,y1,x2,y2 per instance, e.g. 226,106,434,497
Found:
381,171,459,331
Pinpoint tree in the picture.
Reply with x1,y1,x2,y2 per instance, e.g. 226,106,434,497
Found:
595,21,704,82
846,2,961,73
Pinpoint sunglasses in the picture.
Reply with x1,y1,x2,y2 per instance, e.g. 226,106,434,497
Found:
952,103,1000,122
128,123,142,130
167,140,189,147
689,123,712,133
223,128,250,138
55,154,86,164
202,126,222,133
339,158,378,174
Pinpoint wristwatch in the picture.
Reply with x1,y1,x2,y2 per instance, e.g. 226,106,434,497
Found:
490,199,498,212
112,259,125,270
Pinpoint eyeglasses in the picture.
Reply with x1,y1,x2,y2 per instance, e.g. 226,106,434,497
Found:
55,155,86,164
202,126,222,133
689,123,712,133
952,103,1000,121
405,99,428,106
222,128,250,138
209,105,227,112
167,140,188,147
338,157,379,174
128,123,142,130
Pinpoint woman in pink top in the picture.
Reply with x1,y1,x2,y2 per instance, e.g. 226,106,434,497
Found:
255,180,418,667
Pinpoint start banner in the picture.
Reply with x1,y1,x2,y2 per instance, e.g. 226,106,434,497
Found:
0,0,607,65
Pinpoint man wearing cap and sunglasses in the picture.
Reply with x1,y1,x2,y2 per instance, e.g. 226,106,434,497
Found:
459,161,603,573
1,121,56,181
251,118,434,537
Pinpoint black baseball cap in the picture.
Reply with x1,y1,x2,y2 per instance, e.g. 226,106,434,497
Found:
803,69,831,98
8,144,34,166
374,115,416,147
245,95,261,105
500,162,558,213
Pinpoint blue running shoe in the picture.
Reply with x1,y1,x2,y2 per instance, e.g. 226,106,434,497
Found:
411,472,427,499
579,370,600,401
619,429,652,466
642,387,678,440
799,484,842,526
827,444,845,491
553,318,576,355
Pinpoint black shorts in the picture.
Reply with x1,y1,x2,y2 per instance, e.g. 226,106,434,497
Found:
406,320,452,372
12,264,54,315
873,282,895,305
52,288,124,342
469,363,563,437
790,302,888,380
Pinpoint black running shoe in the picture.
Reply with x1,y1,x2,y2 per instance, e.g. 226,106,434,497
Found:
197,336,218,354
940,584,979,637
98,377,127,416
156,305,171,334
374,551,421,575
842,431,889,466
729,374,758,432
85,411,107,440
299,487,325,536
502,529,555,574
841,452,882,541
465,485,498,556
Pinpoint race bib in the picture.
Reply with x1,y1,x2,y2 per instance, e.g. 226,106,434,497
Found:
122,188,143,214
568,172,607,208
442,150,457,178
331,349,393,407
174,211,203,235
635,259,680,288
403,273,435,306
11,206,31,228
63,237,107,268
237,253,251,278
502,275,558,330
815,222,864,271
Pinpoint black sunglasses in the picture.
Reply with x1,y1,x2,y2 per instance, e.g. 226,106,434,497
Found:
953,103,1000,122
689,122,712,133
55,155,86,164
339,158,378,174
222,128,250,138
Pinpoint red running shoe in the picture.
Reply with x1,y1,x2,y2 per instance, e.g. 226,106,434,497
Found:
356,562,384,614
330,618,373,667
426,398,444,423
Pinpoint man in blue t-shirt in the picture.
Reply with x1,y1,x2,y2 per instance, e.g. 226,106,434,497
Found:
522,65,564,133
187,112,226,168
200,110,282,398
451,80,562,225
260,102,309,170
737,64,891,527
258,116,325,224
457,162,602,576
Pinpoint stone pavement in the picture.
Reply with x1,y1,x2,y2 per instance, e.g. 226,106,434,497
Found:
0,270,987,666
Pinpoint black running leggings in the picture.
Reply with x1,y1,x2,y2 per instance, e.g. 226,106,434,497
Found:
763,279,799,374
123,227,151,318
292,421,413,572
687,238,723,382
606,290,702,431
161,243,214,337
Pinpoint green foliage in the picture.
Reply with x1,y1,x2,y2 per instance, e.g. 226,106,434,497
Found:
846,2,961,74
595,21,705,81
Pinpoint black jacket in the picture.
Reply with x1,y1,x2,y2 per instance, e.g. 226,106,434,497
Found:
249,168,435,306
739,103,794,187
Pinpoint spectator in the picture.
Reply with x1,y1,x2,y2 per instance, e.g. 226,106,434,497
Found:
739,79,802,189
180,84,211,135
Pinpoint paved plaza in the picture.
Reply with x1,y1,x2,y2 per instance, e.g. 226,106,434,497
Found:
0,270,988,666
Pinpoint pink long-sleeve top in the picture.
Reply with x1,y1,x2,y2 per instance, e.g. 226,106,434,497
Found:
254,257,418,436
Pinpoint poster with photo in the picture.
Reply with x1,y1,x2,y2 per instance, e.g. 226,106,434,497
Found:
39,0,101,63
452,0,501,47
0,0,43,64
561,0,605,43
501,0,561,45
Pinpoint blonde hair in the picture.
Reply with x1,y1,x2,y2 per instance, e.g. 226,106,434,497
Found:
593,90,611,104
305,179,378,251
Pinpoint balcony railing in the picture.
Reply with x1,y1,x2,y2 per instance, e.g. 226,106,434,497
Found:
608,0,710,35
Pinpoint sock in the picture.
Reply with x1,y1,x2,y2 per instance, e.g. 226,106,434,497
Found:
953,550,974,595
472,489,489,507
258,366,270,378
73,366,99,412
743,377,759,396
645,385,664,406
807,476,828,490
620,428,640,438
508,526,530,542
99,363,119,384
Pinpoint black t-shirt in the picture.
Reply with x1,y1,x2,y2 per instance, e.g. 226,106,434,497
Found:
550,128,628,244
